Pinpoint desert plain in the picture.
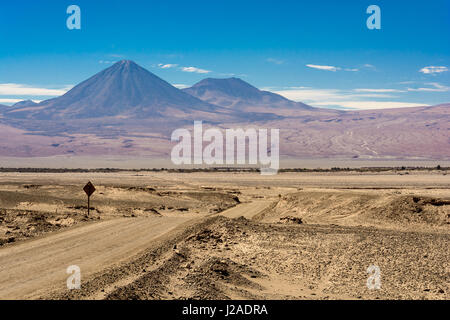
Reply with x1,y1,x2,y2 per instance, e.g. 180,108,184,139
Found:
0,169,448,300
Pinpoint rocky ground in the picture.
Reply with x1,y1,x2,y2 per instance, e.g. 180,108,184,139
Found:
0,171,448,300
53,213,449,300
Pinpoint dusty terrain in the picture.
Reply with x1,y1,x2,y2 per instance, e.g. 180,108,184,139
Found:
0,170,448,300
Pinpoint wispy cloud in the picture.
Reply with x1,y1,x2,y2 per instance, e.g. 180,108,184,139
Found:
407,82,450,92
267,86,427,110
419,66,448,74
363,64,376,70
266,58,284,65
158,63,178,69
0,83,72,96
181,66,211,74
354,88,405,93
0,98,40,104
313,100,428,110
172,84,190,89
154,63,213,74
99,60,117,64
306,64,360,72
268,87,344,102
306,64,340,72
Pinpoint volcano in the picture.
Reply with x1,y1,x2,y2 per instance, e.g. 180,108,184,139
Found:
6,60,222,120
183,77,313,110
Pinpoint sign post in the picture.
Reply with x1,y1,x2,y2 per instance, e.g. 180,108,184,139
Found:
83,181,96,217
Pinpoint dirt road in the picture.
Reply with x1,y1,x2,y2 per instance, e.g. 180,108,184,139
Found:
0,200,272,300
220,201,273,219
0,216,194,299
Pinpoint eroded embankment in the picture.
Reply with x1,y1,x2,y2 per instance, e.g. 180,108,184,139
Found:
258,190,450,231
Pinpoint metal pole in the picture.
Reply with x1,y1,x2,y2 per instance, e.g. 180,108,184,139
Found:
88,195,90,217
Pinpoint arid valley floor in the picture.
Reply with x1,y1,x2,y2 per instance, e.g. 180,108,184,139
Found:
0,170,448,300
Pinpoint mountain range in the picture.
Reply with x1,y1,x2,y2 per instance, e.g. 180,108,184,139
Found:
4,60,320,122
5,60,228,121
0,60,448,160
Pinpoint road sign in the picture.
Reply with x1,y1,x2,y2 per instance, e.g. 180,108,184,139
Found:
83,181,96,216
83,181,96,197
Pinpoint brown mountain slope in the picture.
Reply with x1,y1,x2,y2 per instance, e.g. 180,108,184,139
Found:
0,104,448,159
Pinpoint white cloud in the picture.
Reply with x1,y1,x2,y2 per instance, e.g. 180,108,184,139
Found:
181,66,211,74
269,86,427,110
172,84,190,89
158,63,178,69
419,66,448,74
0,83,72,96
273,87,344,101
306,64,360,72
354,88,405,93
0,98,42,104
155,64,212,74
352,94,396,98
0,98,22,104
306,64,340,72
99,60,117,64
363,64,376,69
272,87,396,101
407,82,450,92
312,100,428,110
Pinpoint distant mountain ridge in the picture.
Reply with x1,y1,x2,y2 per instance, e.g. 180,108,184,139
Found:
183,77,313,110
12,100,38,108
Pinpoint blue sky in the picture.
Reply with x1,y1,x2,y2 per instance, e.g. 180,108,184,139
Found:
0,0,449,109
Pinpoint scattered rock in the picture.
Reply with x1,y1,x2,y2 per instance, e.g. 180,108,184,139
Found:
144,208,161,215
279,216,303,224
23,185,42,189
